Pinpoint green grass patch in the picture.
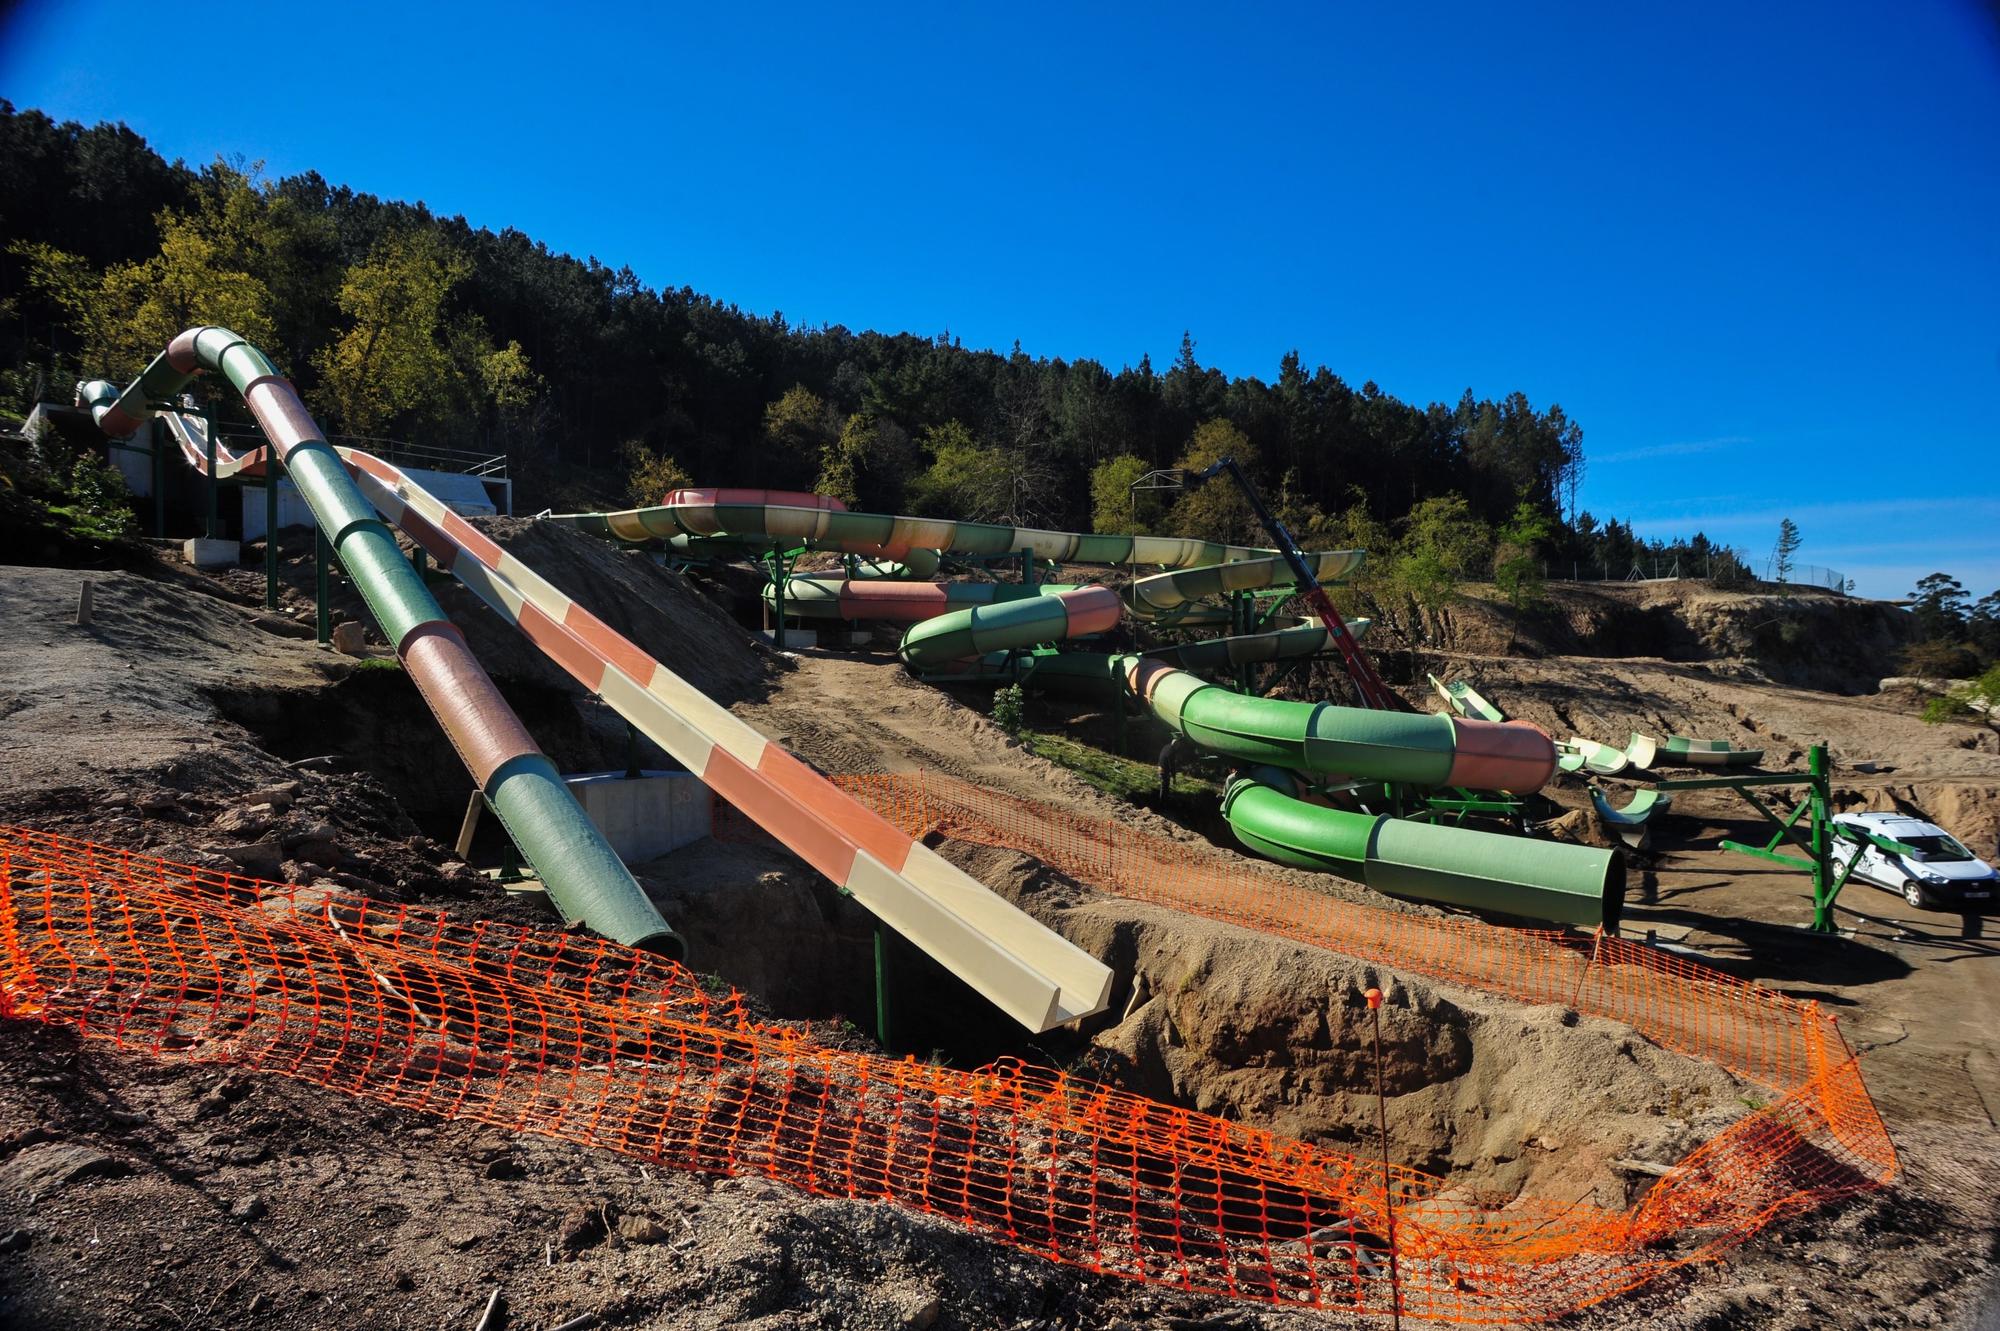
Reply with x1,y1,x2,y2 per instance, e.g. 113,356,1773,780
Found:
1019,728,1218,802
350,656,403,671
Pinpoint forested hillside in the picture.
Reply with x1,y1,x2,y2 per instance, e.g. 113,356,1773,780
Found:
3,99,1691,582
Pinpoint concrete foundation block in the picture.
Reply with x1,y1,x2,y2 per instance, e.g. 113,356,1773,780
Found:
842,630,875,647
759,628,818,649
183,537,241,569
565,770,712,864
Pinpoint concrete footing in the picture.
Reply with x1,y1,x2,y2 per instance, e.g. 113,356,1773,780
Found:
759,628,818,649
183,537,241,569
565,770,712,863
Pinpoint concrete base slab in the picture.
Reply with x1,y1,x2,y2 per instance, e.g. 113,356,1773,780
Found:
759,628,818,649
183,537,241,569
841,630,875,647
566,770,712,863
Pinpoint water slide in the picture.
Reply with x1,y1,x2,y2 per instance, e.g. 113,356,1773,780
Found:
1220,770,1623,927
564,490,1620,927
558,488,1312,569
83,328,1111,1034
1125,658,1622,926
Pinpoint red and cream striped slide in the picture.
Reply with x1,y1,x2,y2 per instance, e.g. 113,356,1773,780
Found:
333,448,1111,1033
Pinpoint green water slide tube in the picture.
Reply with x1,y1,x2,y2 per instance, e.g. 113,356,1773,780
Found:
1124,551,1365,620
1126,658,1558,793
900,587,1124,668
1221,773,1622,928
79,328,679,955
940,620,1375,696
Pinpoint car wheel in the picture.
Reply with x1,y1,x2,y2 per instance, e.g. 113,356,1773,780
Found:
1903,878,1926,908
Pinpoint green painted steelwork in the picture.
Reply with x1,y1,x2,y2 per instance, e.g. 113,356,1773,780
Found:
1655,744,1874,931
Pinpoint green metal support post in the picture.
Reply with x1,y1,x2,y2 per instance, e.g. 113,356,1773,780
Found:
769,542,787,651
874,920,894,1050
1659,744,1870,932
150,418,165,538
264,460,280,610
203,406,217,541
314,525,332,645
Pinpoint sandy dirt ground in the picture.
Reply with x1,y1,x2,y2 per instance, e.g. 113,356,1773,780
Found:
1,539,1996,1330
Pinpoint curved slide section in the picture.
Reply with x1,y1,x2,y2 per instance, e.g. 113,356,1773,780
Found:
558,493,1349,572
899,587,1122,667
80,328,680,955
764,577,1080,622
1222,773,1622,928
1124,550,1364,620
1126,658,1558,793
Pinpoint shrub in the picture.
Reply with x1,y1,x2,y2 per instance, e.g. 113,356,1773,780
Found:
991,683,1026,734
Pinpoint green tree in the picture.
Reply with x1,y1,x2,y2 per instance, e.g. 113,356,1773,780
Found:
620,440,691,507
1493,500,1554,609
1392,493,1490,623
1165,419,1259,542
312,227,472,434
815,412,873,506
907,420,1017,520
1089,454,1152,534
762,385,838,466
1910,573,1971,641
102,164,280,377
1773,518,1802,583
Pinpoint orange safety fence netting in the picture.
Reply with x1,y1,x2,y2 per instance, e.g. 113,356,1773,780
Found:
0,804,1892,1325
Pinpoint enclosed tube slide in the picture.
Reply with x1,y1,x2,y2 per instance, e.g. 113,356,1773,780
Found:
1221,772,1622,928
78,328,680,955
762,577,1083,622
899,587,1122,667
1126,658,1558,793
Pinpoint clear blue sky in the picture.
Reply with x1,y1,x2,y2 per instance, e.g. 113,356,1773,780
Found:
4,1,1997,600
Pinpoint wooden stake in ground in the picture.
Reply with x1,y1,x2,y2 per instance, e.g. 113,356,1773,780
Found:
75,579,93,627
472,1287,504,1331
1365,986,1402,1331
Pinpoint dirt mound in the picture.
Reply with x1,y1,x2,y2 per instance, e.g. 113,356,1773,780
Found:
1419,582,1915,694
447,517,777,705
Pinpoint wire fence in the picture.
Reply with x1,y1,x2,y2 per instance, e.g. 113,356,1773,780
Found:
2,803,1894,1325
1546,556,1849,593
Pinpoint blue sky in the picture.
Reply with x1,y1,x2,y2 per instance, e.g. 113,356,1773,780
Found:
4,1,1996,600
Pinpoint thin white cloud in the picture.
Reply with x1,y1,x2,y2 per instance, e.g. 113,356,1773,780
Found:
1593,435,1749,464
1627,496,2000,534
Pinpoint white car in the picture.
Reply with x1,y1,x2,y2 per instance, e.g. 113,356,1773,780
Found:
1831,812,1998,912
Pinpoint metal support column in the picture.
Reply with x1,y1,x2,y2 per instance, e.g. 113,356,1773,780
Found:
203,406,217,541
874,920,894,1050
314,525,332,645
264,460,280,610
150,418,166,538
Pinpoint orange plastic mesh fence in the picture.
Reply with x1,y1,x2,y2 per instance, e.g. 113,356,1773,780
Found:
0,809,1891,1325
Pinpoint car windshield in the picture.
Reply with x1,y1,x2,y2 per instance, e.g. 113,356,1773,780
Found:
1897,834,1974,863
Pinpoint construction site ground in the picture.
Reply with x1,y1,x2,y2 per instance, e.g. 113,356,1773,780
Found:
0,532,1996,1331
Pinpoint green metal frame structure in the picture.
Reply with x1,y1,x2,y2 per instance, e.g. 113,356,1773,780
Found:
1654,744,1922,932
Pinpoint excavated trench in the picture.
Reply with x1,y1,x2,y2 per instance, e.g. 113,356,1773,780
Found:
198,532,1750,1216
